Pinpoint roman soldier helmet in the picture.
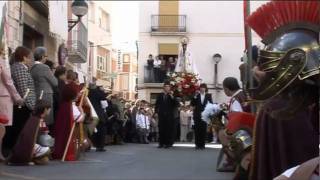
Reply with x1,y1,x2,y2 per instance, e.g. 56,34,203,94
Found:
246,1,320,100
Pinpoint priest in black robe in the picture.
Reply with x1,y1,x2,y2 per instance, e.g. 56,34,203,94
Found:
155,81,179,148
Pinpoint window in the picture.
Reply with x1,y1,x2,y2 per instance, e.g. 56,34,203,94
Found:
123,54,130,63
158,43,179,55
150,93,161,105
97,56,105,71
88,2,95,22
120,75,129,91
105,52,110,72
99,9,110,31
89,42,94,67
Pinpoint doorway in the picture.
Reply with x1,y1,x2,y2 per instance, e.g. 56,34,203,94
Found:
23,24,44,50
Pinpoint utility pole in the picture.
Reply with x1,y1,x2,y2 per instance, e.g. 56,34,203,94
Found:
135,40,139,96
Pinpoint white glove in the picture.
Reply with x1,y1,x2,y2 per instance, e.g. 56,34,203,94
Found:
101,100,109,109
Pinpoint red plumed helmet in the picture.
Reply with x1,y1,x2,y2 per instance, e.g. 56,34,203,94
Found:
226,112,255,134
246,1,320,44
0,114,9,124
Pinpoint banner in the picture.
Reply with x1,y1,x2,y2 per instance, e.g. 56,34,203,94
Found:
0,1,7,45
48,1,68,41
0,1,10,69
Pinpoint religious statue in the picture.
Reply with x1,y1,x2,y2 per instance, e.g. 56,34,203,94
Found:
175,37,199,76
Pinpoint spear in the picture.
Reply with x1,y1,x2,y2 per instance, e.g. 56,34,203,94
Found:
62,85,88,161
243,0,256,113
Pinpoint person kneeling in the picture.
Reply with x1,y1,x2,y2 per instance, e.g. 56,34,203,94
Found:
7,100,51,165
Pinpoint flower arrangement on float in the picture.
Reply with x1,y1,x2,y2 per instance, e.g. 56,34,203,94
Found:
167,72,201,99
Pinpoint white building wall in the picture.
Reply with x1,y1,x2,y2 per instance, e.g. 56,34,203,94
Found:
138,1,268,103
87,1,113,85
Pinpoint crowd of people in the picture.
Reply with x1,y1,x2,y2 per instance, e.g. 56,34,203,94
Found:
0,45,220,166
145,54,177,83
0,2,318,180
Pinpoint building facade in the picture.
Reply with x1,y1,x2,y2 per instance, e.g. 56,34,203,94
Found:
138,1,266,104
66,0,89,83
5,0,89,84
6,1,66,63
112,48,138,100
87,1,113,87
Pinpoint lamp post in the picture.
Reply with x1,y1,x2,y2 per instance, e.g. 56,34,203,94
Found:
212,53,222,88
68,0,88,32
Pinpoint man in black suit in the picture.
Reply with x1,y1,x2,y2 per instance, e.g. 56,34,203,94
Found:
88,81,108,152
191,83,213,149
155,81,179,148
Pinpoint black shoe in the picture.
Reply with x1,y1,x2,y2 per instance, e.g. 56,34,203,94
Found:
96,148,107,152
164,145,171,149
158,145,164,148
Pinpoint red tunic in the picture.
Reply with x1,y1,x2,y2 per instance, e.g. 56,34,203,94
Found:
52,82,80,161
52,101,77,161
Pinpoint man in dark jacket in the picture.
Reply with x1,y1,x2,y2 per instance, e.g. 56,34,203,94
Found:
88,81,107,152
191,83,213,150
155,81,179,148
106,95,123,145
30,47,58,128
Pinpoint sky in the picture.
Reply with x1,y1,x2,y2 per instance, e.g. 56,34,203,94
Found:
111,1,139,52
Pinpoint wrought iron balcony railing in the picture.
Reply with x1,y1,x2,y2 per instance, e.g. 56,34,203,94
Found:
96,70,109,80
144,66,171,83
67,21,88,63
151,15,186,33
25,0,49,17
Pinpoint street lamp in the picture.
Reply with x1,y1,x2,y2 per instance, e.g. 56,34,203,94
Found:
212,53,222,88
68,0,88,32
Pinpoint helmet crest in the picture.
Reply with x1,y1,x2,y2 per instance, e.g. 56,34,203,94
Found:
246,1,320,44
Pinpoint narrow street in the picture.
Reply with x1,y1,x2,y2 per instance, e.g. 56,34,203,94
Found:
0,143,233,180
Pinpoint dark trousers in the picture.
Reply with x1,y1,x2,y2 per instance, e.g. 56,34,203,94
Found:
176,120,180,141
158,117,175,146
194,119,207,148
108,119,123,144
3,106,31,154
92,121,107,149
137,128,149,143
154,68,160,82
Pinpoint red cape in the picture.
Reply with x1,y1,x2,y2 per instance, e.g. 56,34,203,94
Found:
226,112,255,134
52,101,76,161
7,116,40,164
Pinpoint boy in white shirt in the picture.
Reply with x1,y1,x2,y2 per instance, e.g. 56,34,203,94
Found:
136,108,150,144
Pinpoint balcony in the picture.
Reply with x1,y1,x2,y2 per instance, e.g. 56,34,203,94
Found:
144,66,173,84
67,21,88,63
151,15,187,36
96,70,108,80
25,0,49,17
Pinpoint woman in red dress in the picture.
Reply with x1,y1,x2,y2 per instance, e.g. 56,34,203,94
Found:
52,81,83,161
